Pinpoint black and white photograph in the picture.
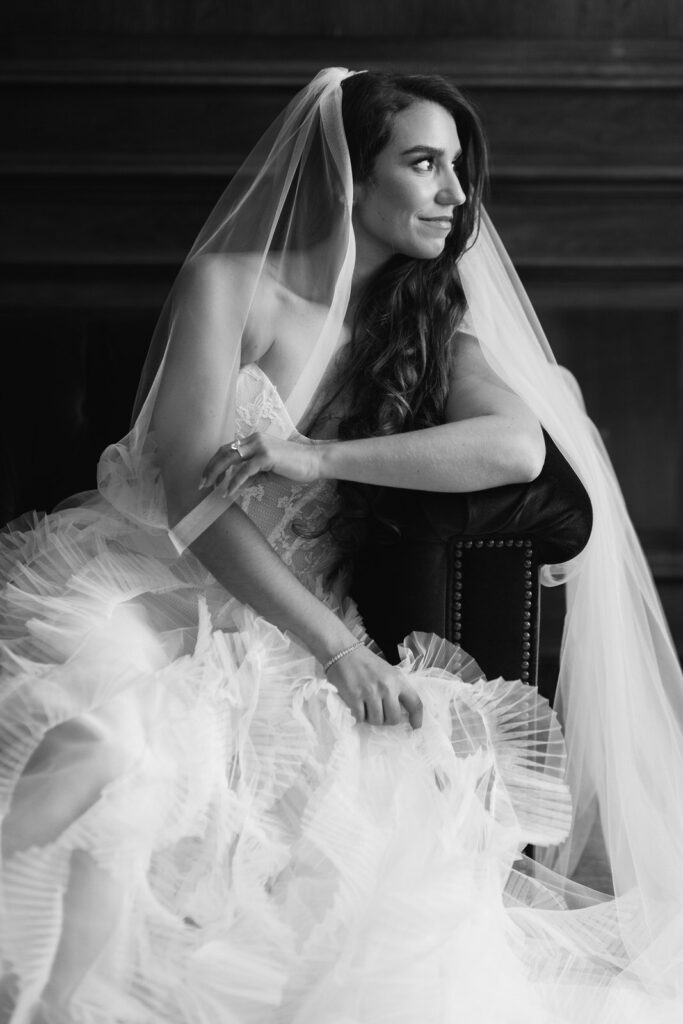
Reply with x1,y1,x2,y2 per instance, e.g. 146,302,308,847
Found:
2,3,683,1021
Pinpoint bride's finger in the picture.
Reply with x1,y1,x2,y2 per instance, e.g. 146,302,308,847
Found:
347,699,365,724
201,438,252,489
382,694,404,727
398,689,423,730
363,694,385,727
199,453,238,489
220,452,267,498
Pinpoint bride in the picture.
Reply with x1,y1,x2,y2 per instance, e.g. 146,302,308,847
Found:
1,67,682,1023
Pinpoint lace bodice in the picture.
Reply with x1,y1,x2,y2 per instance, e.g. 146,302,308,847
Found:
231,364,341,592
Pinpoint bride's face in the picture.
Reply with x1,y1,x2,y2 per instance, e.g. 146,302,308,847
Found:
352,100,466,267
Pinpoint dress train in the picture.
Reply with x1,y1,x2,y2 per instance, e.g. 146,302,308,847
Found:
0,366,679,1022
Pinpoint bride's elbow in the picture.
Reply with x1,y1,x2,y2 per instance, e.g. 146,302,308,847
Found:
506,423,545,484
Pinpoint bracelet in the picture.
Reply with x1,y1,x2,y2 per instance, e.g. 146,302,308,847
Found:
324,641,364,673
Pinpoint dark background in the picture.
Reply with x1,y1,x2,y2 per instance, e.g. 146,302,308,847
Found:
2,1,683,677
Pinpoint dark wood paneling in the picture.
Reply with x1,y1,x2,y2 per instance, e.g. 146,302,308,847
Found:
3,178,682,272
3,26,683,668
490,183,683,270
4,1,683,37
4,81,683,179
4,37,683,93
3,42,681,307
0,83,286,166
0,313,151,521
2,43,683,297
0,177,207,269
541,309,683,540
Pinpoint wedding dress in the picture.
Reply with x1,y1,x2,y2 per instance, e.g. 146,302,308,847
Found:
0,363,679,1023
3,65,683,1021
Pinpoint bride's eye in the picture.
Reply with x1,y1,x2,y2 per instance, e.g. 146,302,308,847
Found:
413,157,435,171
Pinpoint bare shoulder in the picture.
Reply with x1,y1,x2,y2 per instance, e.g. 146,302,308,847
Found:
446,328,525,421
175,253,282,364
177,252,259,300
173,252,333,385
448,329,511,387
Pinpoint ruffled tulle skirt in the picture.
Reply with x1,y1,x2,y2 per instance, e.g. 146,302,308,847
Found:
0,501,680,1023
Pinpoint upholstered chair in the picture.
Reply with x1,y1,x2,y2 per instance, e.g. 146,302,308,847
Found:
350,432,593,692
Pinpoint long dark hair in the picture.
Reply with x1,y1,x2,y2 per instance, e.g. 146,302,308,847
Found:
310,71,489,559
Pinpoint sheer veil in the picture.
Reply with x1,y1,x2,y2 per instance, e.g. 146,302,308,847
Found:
98,67,683,990
460,216,683,972
99,67,356,550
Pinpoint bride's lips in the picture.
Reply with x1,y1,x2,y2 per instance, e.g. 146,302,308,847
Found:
419,216,453,230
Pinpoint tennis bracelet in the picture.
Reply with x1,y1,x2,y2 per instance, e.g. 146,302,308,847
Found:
323,640,364,673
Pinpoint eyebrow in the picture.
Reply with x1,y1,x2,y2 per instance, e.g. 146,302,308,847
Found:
400,145,462,159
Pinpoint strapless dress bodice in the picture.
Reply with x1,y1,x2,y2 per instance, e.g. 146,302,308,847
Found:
232,363,341,592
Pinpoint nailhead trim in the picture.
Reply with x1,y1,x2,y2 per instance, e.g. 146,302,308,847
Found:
452,542,463,643
452,536,536,681
521,540,534,684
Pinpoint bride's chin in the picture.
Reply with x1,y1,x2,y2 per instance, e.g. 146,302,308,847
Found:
415,241,447,260
397,238,447,261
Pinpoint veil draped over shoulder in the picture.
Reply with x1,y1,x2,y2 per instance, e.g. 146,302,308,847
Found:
99,68,356,549
97,68,683,992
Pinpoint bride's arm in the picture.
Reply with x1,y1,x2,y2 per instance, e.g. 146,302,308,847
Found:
164,424,424,730
318,332,545,491
154,260,423,728
188,505,357,665
203,332,544,496
154,260,358,666
187,511,422,729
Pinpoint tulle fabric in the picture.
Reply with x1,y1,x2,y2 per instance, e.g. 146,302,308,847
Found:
3,65,683,1020
459,214,683,958
94,67,683,973
97,67,355,549
1,367,682,1022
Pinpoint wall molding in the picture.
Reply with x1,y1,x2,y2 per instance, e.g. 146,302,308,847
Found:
4,157,683,185
3,37,683,90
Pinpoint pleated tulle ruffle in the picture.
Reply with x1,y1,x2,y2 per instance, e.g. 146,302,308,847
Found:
1,503,681,1022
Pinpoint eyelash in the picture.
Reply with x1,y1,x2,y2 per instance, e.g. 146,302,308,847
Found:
414,157,462,173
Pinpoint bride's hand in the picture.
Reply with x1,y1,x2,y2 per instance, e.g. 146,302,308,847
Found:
200,432,323,496
326,646,423,730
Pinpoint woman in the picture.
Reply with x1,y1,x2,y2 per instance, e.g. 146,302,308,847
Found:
1,68,682,1022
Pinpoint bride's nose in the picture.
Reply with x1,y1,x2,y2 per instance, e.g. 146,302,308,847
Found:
437,179,466,208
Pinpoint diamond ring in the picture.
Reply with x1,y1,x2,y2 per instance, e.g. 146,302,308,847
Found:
230,439,246,460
